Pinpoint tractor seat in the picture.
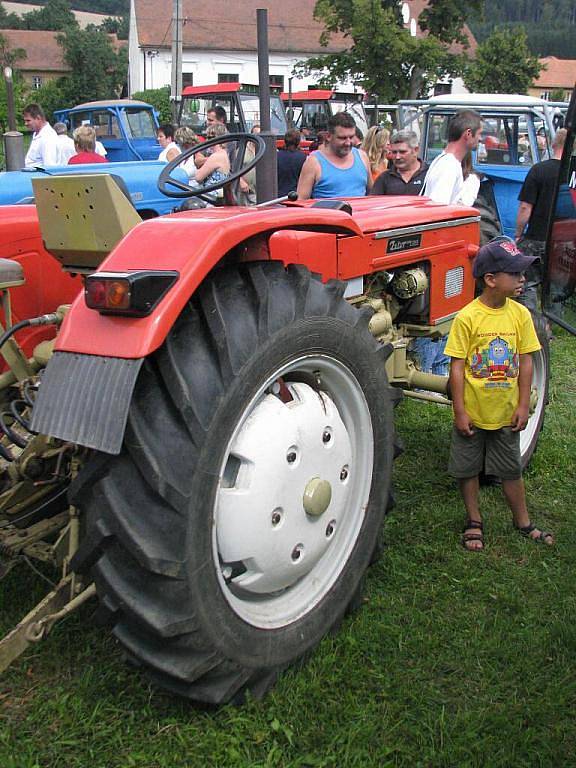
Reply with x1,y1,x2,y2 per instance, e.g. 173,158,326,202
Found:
0,259,25,290
310,199,353,215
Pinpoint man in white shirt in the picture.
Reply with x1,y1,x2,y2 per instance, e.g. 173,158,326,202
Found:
416,111,482,375
421,111,483,204
23,103,59,168
53,122,76,165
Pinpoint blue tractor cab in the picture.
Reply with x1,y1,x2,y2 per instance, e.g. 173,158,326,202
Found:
397,94,567,242
54,99,162,163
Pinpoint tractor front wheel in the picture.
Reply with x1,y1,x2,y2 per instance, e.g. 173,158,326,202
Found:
72,263,396,704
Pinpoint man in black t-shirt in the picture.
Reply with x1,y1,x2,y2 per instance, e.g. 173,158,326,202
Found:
515,128,567,310
370,129,428,196
277,129,307,197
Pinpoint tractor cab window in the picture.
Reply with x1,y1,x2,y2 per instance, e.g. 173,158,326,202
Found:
331,100,369,136
476,115,537,167
543,122,576,333
122,108,157,139
238,94,287,134
179,97,235,134
300,102,330,133
424,113,452,162
70,110,122,139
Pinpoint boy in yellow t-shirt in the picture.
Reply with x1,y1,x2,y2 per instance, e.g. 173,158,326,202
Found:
445,238,554,551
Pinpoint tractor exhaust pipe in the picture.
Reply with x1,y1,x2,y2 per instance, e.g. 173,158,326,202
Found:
256,8,278,203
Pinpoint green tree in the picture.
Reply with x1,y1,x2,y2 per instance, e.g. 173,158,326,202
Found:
34,78,72,121
21,0,78,31
464,27,542,94
100,14,129,40
0,2,23,29
295,0,482,102
132,86,172,123
0,32,27,131
56,25,128,104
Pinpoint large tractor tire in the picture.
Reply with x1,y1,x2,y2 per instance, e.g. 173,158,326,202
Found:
71,263,396,704
474,181,502,245
520,312,550,470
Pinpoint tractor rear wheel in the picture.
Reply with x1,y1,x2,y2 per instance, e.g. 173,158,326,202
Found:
520,312,550,470
72,263,396,704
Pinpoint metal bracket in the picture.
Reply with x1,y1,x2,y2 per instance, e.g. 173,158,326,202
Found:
0,574,95,673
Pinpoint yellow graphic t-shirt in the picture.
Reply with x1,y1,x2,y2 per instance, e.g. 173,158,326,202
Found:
445,298,541,430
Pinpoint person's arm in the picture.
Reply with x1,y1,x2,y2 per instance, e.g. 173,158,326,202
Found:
458,174,480,206
166,146,180,162
297,155,320,200
515,201,533,240
194,153,219,183
449,358,475,436
358,148,373,193
511,353,533,431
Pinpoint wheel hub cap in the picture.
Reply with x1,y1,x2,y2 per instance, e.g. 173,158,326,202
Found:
216,381,352,595
303,477,332,517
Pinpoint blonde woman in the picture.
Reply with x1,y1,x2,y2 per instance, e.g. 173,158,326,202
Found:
362,126,390,182
174,126,200,179
194,122,230,188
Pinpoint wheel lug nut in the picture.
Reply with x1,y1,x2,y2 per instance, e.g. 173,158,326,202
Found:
326,520,336,537
291,544,304,561
287,451,297,464
271,510,282,526
340,466,348,481
322,429,332,444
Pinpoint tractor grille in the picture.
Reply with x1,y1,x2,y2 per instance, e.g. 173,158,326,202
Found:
444,267,464,298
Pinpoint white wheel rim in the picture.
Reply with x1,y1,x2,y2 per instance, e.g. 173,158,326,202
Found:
212,354,374,629
520,347,546,461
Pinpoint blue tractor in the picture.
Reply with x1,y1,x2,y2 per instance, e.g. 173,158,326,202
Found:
397,94,567,243
54,99,161,162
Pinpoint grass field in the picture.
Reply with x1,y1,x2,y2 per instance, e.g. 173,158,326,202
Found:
1,332,575,768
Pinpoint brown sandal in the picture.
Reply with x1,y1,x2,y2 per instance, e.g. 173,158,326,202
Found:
515,522,554,545
462,519,484,552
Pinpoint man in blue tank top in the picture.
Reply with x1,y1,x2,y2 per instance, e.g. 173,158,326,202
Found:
297,112,371,200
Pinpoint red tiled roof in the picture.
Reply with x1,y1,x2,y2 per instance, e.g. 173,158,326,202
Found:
134,0,346,53
535,57,576,89
0,28,125,73
134,0,475,54
0,29,67,71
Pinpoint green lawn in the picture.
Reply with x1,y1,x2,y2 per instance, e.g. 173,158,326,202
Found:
1,333,575,768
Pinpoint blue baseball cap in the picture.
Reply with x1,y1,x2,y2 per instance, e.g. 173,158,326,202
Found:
473,238,537,278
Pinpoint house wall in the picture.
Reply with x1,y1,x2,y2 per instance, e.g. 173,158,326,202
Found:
129,45,352,96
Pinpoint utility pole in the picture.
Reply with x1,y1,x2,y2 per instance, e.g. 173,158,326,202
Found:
171,0,183,123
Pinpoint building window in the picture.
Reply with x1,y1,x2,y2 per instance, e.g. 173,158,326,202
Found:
182,72,193,87
218,73,239,83
32,76,43,89
269,75,284,90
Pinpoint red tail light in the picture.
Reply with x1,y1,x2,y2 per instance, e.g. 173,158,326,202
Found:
85,271,178,316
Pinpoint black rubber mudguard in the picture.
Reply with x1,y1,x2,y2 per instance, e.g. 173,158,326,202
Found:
30,351,143,455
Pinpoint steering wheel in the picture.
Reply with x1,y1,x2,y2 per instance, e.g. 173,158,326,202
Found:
157,132,266,201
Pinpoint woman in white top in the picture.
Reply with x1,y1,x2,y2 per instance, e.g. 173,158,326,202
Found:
157,124,181,163
174,126,200,179
459,151,481,207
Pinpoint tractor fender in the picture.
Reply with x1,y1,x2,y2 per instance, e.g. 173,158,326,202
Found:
32,206,363,454
55,206,364,359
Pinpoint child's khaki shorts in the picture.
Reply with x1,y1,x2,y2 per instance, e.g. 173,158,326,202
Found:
448,425,522,480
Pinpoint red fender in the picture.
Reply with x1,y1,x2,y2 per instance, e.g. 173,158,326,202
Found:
55,206,364,359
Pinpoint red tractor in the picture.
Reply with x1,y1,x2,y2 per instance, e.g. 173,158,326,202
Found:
0,92,573,705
